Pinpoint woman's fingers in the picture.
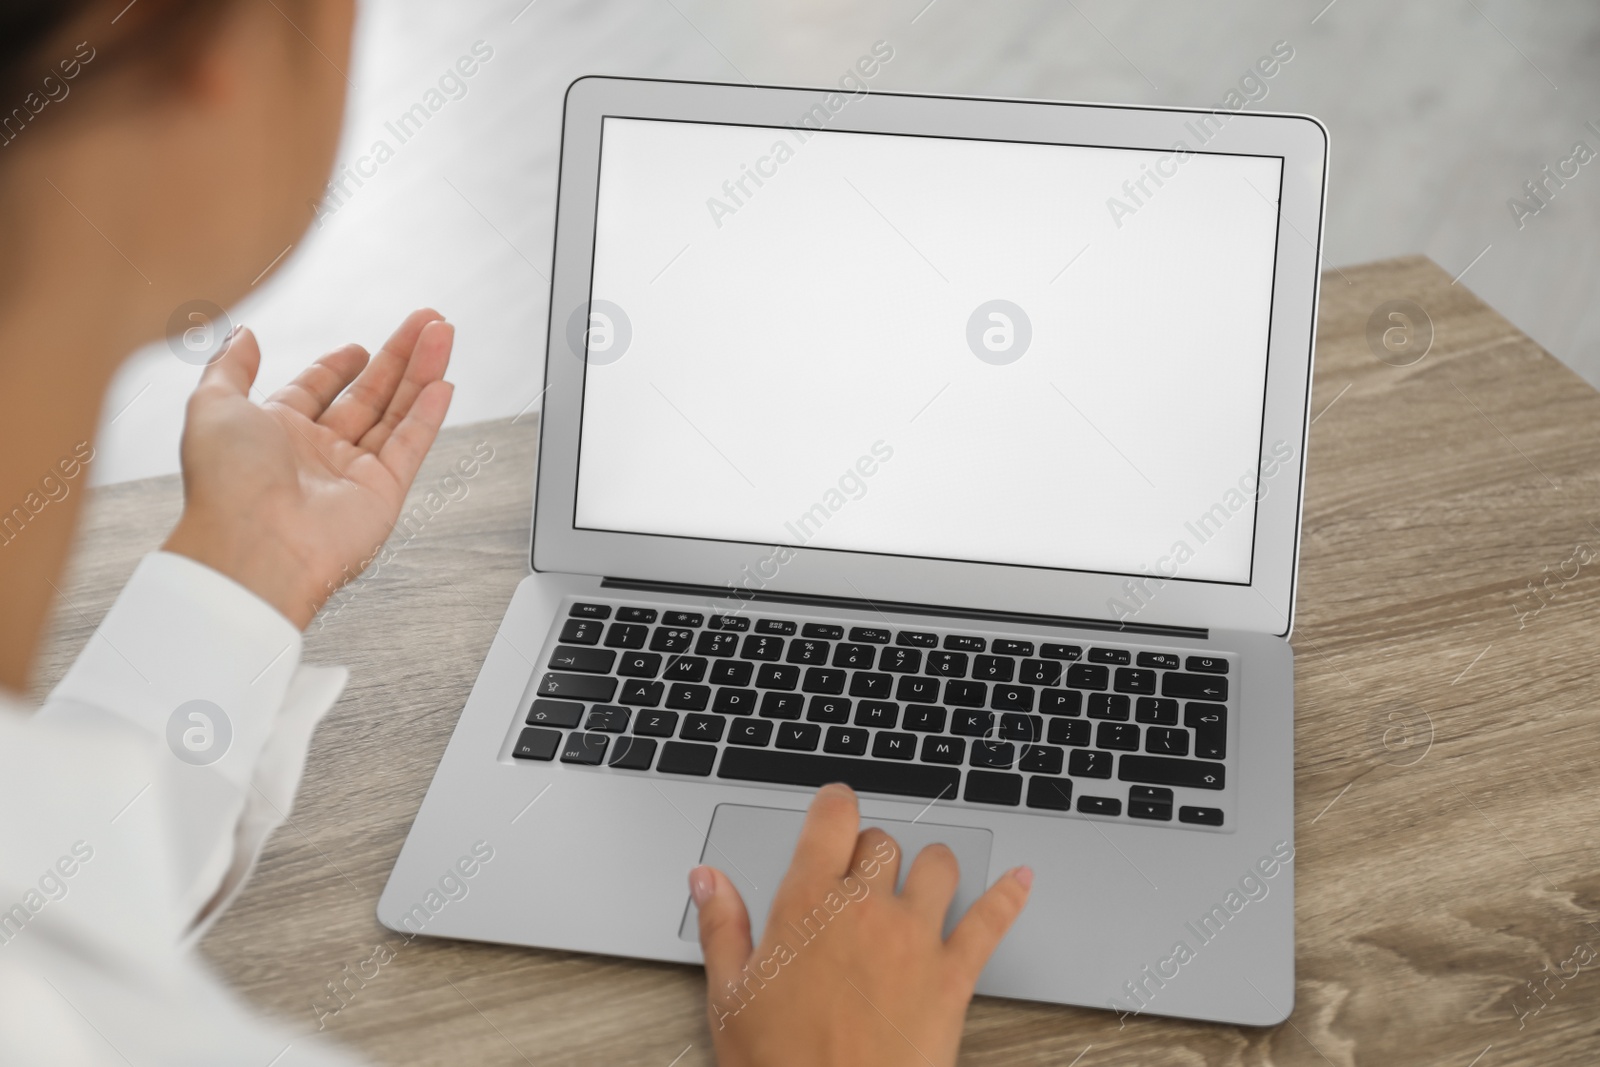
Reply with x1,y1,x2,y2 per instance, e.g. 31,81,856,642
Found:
356,319,454,454
375,379,453,489
850,826,903,890
319,308,444,442
197,327,261,399
900,842,961,926
268,343,369,420
780,784,862,888
693,866,754,993
943,867,1033,983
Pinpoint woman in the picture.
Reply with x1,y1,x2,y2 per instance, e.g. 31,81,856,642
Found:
0,2,1031,1064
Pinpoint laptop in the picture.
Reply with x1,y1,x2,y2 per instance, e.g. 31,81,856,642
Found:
379,75,1326,1027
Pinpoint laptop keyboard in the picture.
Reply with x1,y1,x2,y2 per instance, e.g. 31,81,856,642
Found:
506,600,1233,830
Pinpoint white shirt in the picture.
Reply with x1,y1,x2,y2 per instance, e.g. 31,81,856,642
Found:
0,553,364,1066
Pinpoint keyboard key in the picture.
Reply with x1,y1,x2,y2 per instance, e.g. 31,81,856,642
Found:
696,632,740,657
1068,749,1112,778
920,736,965,764
663,611,703,627
1097,722,1140,751
998,713,1042,742
896,676,941,702
849,627,891,644
658,740,718,776
1020,659,1062,686
973,655,1015,682
537,673,617,702
944,680,988,708
970,740,1016,768
1077,795,1122,816
1185,703,1227,759
1067,664,1109,690
756,619,796,635
943,635,986,652
728,719,774,747
1087,694,1130,720
832,643,876,668
896,630,937,647
1179,806,1225,826
824,726,869,756
666,684,711,711
786,640,830,665
1186,656,1229,675
807,696,852,723
559,732,608,765
1019,744,1063,774
741,635,785,661
617,607,657,623
680,714,725,742
569,602,611,619
1135,697,1179,725
903,705,947,732
604,623,648,649
1026,776,1073,810
1088,647,1131,665
710,660,754,686
926,652,967,677
1047,718,1090,747
559,619,602,645
1040,689,1083,716
873,732,918,760
713,688,758,715
855,700,898,728
802,668,846,695
849,673,893,699
1129,785,1174,821
760,692,804,719
965,770,1023,805
526,699,584,728
1040,643,1082,660
801,623,843,639
663,656,709,683
1145,727,1189,756
512,727,560,760
951,710,995,737
992,639,1034,656
607,735,656,770
1114,668,1157,695
548,646,615,674
879,647,922,673
619,680,664,707
616,652,662,678
991,685,1035,712
585,705,630,732
650,627,695,653
1137,652,1180,670
718,748,962,800
756,664,799,690
1163,673,1228,701
1119,755,1226,790
777,722,821,750
709,614,750,631
633,710,679,737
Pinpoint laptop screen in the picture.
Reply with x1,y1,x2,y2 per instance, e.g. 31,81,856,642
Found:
571,115,1283,586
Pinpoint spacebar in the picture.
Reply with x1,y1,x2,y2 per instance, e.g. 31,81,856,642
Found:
718,749,960,800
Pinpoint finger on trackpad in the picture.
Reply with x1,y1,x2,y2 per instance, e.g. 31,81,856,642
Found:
679,803,993,942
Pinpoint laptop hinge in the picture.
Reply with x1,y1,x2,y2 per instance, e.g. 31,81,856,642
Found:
600,578,1209,640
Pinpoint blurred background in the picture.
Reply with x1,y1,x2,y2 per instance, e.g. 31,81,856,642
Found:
93,0,1600,484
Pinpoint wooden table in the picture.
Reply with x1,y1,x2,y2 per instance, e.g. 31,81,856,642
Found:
33,256,1600,1065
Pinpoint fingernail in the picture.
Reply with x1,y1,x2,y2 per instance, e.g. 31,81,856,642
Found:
1013,866,1034,889
820,782,855,798
689,866,715,905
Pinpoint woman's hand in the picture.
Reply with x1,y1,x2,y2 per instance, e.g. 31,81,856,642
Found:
693,783,1032,1067
163,309,454,629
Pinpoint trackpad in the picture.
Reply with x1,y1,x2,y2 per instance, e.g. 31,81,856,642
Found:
678,804,993,942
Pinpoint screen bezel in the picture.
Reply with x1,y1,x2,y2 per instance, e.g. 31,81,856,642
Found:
533,76,1326,638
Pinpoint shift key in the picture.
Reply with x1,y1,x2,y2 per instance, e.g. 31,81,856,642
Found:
537,672,618,702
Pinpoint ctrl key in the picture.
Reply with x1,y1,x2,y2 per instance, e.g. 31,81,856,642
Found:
513,727,561,761
560,731,609,765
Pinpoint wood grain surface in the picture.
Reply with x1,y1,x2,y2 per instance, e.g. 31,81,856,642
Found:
30,256,1600,1065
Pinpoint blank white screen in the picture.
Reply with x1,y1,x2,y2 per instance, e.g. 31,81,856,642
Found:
574,116,1282,583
